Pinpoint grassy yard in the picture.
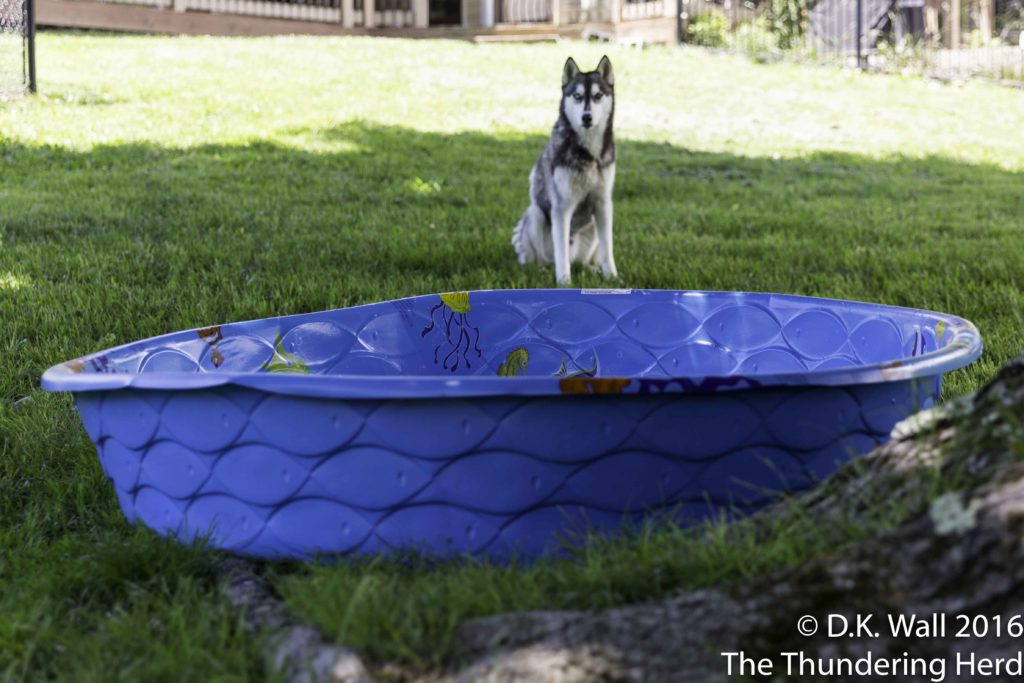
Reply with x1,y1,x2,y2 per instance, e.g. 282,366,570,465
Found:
1,32,1022,680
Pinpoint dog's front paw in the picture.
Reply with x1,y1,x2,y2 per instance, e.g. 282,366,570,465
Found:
601,262,619,280
555,262,573,286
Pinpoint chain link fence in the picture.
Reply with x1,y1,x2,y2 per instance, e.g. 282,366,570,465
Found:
679,0,1024,83
0,0,32,98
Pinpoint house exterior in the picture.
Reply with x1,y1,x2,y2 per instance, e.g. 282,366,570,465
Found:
38,0,679,42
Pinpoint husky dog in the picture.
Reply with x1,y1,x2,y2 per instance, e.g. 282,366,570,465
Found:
512,56,618,286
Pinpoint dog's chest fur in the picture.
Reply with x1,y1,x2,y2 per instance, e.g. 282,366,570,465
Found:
553,164,604,217
531,120,615,227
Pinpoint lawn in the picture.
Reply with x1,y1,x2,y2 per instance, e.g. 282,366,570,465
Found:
1,32,1023,680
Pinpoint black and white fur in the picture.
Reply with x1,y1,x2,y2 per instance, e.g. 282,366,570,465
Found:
512,56,618,285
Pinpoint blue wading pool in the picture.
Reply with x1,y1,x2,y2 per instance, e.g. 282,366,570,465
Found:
42,289,981,560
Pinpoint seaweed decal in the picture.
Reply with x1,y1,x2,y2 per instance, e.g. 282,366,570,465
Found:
554,351,598,379
392,298,416,328
261,334,311,374
421,291,483,372
498,348,529,377
909,328,928,357
65,359,86,373
197,326,224,368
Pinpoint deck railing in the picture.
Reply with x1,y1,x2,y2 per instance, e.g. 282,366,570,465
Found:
622,0,671,20
187,0,341,22
496,0,674,23
498,0,551,22
93,0,423,26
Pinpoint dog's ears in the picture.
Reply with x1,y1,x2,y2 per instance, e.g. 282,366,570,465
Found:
597,55,614,87
562,57,580,87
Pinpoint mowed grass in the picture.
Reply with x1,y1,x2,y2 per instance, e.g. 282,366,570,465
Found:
1,32,1023,679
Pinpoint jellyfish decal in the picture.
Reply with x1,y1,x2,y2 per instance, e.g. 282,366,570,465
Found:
421,291,483,372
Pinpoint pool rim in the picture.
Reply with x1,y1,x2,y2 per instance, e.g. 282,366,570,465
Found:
40,288,983,399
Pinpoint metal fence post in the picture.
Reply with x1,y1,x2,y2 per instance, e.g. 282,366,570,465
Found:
26,0,35,93
676,0,682,43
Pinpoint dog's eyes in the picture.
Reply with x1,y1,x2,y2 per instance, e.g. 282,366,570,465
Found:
572,93,583,102
593,92,603,101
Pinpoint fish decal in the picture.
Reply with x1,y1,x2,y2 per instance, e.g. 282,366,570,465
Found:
498,347,529,377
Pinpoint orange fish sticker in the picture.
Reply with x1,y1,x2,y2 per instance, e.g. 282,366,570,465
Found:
559,377,630,395
197,326,223,345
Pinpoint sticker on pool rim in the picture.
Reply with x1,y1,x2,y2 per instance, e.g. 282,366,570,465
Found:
581,288,632,295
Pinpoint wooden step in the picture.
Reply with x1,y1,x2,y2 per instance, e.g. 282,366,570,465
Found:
473,32,561,42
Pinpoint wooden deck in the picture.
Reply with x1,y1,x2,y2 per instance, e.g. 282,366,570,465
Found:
38,0,676,41
38,0,579,37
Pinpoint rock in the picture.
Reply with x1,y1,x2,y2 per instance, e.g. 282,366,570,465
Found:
331,651,374,683
219,558,373,683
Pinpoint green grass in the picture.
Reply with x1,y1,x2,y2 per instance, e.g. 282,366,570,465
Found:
275,486,925,671
1,32,1023,679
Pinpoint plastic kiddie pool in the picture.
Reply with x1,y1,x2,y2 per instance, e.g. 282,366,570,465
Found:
42,289,981,560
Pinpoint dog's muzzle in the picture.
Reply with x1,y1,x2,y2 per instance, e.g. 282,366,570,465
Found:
582,113,593,128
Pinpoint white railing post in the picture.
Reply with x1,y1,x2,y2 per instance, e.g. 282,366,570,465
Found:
611,0,621,22
341,0,355,26
413,0,428,26
364,0,375,26
173,0,187,12
979,0,992,41
949,0,959,48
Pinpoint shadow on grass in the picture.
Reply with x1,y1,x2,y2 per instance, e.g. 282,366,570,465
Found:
1,121,1021,396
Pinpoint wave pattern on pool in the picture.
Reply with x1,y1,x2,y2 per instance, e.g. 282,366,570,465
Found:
43,289,981,560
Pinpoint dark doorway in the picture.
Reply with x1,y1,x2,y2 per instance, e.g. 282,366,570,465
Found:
430,0,462,24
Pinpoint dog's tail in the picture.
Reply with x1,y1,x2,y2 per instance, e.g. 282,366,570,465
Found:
511,212,535,265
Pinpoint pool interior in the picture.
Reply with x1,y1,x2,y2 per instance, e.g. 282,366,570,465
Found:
69,290,957,380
